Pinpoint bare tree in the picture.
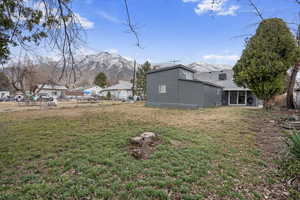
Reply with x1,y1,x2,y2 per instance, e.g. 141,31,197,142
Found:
7,57,57,96
287,24,300,109
1,0,85,83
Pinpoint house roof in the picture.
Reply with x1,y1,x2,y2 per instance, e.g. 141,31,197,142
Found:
65,90,84,96
39,84,68,90
196,69,249,91
147,64,196,74
178,79,223,88
102,81,132,91
84,85,103,91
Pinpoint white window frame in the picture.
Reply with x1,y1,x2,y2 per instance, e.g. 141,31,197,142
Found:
158,85,166,94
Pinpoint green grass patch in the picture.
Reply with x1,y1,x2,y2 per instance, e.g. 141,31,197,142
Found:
0,105,277,199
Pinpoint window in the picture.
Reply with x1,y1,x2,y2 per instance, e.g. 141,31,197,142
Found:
182,70,193,80
230,91,238,104
229,91,246,105
238,91,246,104
158,85,166,94
219,73,227,81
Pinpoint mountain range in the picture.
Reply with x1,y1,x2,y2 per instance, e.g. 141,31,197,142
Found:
75,52,233,86
76,52,137,86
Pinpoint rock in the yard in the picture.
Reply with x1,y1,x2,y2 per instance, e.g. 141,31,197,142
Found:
141,132,156,139
130,136,143,145
131,148,143,159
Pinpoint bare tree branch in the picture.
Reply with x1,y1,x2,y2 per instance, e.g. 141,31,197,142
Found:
247,0,264,21
123,0,142,48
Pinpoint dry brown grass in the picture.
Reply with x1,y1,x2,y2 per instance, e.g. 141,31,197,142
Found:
0,102,256,147
0,101,287,199
1,102,251,128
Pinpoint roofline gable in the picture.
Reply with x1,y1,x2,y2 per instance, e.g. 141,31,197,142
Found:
147,64,196,74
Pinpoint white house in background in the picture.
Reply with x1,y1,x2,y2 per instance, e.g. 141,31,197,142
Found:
101,80,132,100
0,91,10,99
83,85,103,96
38,84,68,98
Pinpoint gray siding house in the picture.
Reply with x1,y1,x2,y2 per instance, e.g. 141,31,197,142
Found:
146,65,223,109
196,69,261,106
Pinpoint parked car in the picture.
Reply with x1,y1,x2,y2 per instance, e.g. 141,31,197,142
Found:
15,95,24,102
3,96,15,102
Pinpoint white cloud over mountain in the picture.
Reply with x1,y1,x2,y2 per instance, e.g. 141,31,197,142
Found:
202,54,240,63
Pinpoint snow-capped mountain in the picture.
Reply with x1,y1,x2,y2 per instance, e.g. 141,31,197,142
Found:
24,52,234,86
76,52,136,85
188,62,232,72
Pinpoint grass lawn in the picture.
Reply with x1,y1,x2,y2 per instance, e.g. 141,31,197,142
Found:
0,103,280,199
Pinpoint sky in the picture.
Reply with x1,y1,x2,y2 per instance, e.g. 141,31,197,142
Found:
14,0,300,65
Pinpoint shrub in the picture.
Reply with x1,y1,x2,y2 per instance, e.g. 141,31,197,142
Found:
287,131,300,159
106,92,111,100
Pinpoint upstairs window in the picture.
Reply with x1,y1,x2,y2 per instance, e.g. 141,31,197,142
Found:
182,70,193,80
158,85,166,94
218,73,227,81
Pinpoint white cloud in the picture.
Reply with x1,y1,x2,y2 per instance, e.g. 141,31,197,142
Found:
75,13,94,29
184,0,239,16
217,5,239,16
98,11,124,24
202,54,240,62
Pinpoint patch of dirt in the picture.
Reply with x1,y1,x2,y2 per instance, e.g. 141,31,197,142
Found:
249,111,290,199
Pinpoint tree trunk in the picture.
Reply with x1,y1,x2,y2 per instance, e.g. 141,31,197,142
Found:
263,98,273,111
287,62,300,109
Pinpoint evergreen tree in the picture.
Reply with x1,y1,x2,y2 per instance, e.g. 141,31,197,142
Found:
233,18,298,109
94,72,108,88
106,91,111,100
0,72,10,90
136,61,152,97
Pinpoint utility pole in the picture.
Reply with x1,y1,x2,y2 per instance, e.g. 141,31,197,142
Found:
132,59,136,98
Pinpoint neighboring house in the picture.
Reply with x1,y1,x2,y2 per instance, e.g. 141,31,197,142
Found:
146,65,223,109
38,84,68,99
196,69,260,106
83,85,103,96
101,81,133,100
64,90,84,99
0,90,10,99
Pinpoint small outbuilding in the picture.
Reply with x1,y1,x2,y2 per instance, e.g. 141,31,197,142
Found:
100,81,133,100
146,65,223,109
37,84,68,99
83,85,103,96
